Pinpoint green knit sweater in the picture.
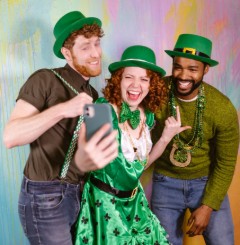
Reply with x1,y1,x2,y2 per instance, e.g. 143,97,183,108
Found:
152,78,239,210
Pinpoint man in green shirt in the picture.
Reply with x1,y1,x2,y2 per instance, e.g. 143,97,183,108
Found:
151,34,239,245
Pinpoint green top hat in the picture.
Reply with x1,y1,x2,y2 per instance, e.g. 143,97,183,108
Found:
108,45,166,76
165,34,219,67
53,11,102,59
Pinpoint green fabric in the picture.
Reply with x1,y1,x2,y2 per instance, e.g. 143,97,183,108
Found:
152,77,239,210
119,102,140,129
145,109,155,129
75,98,169,244
165,34,219,66
108,45,166,76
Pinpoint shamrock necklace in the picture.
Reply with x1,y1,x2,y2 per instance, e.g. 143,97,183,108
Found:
169,81,205,167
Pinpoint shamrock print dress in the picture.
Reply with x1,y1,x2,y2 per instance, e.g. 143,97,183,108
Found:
75,98,169,245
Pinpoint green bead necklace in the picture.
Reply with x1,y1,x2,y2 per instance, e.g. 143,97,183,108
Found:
169,81,206,167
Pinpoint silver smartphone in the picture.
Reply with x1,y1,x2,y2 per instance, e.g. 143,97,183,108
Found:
84,104,113,141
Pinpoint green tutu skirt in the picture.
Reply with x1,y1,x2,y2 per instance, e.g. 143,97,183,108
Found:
75,178,169,245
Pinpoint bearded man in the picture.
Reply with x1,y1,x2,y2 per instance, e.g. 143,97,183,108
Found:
3,11,118,244
151,33,239,245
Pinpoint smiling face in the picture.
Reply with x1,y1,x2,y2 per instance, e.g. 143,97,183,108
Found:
120,67,150,110
62,35,102,79
172,57,209,100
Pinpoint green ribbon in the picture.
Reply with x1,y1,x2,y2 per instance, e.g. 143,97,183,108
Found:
119,102,140,129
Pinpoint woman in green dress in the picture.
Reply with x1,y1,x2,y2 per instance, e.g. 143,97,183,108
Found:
75,45,190,244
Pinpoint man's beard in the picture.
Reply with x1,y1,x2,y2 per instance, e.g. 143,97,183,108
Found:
72,55,101,78
172,76,203,96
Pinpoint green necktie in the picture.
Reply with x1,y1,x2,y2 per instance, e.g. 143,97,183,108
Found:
119,102,140,129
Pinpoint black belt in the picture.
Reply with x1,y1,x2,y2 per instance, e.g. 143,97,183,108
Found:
90,175,138,198
174,48,210,58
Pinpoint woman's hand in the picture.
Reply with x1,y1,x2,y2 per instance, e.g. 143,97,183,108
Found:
161,106,191,144
74,123,118,174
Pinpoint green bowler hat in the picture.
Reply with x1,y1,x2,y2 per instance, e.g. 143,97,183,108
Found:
165,34,219,67
108,45,166,76
53,11,102,59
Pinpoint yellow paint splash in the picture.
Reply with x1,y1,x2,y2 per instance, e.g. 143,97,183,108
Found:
7,0,27,6
165,0,201,39
102,2,110,26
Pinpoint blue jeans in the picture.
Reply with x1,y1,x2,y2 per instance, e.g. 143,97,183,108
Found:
18,176,82,245
151,173,234,245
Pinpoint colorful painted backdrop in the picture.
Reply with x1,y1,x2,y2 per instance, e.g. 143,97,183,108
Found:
1,0,239,244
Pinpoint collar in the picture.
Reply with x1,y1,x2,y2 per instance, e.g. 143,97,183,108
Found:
177,95,198,102
64,64,90,90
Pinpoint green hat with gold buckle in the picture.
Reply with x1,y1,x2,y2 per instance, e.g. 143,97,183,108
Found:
108,45,166,76
53,11,102,59
165,34,219,67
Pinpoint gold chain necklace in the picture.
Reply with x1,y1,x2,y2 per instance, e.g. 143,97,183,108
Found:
123,120,149,167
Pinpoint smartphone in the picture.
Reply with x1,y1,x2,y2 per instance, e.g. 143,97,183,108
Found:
84,104,113,141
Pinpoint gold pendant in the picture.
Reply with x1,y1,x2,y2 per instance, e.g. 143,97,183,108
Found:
170,143,191,167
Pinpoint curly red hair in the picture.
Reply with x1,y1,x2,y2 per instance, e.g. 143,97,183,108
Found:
63,23,104,50
102,68,168,113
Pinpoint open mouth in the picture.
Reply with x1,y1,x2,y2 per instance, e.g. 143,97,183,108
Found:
179,81,191,87
178,80,192,89
127,91,141,100
88,60,100,66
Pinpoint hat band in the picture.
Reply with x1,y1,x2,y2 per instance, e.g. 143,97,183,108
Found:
174,48,210,58
122,58,156,66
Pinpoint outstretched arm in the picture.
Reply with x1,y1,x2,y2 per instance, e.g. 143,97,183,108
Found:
146,106,191,169
3,93,92,148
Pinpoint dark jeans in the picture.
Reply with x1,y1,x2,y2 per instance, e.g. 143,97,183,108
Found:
151,173,234,245
18,176,82,245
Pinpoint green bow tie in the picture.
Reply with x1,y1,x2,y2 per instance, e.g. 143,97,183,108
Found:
119,102,140,129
